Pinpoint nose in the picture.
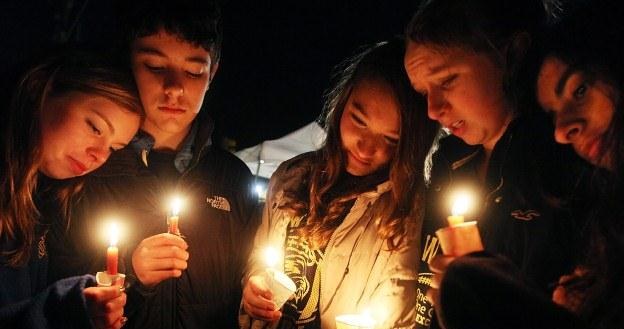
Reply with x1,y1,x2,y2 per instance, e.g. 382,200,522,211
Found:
427,90,447,121
87,144,111,167
164,71,184,98
356,135,377,158
554,119,583,144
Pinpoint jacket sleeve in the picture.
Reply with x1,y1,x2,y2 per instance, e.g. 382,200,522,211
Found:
438,251,587,329
367,232,420,329
0,275,96,329
239,169,286,329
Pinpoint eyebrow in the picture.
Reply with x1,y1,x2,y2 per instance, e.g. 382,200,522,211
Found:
135,46,209,65
351,101,400,136
555,66,580,97
427,63,450,77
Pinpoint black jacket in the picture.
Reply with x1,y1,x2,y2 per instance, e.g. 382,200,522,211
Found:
415,114,591,329
0,179,99,329
47,118,259,329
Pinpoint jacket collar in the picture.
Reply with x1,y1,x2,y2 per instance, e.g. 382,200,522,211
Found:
130,116,214,173
91,116,215,177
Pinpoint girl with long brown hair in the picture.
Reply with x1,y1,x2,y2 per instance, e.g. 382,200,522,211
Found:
240,38,438,329
0,52,142,329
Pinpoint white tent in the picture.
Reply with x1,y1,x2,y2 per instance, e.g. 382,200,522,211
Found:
235,121,326,179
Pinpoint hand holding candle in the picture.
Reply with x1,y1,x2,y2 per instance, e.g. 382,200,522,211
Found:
261,246,296,309
436,190,483,256
97,221,126,288
241,246,295,321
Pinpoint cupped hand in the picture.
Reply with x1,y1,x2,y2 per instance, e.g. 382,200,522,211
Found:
132,233,189,288
84,285,127,329
426,254,457,307
242,274,282,322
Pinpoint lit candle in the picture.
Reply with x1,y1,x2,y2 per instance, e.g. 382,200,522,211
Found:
436,189,483,256
262,246,296,309
106,222,119,275
263,246,281,269
168,197,182,235
447,191,472,226
335,312,376,329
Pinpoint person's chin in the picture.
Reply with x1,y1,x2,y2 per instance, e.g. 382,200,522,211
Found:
345,163,375,176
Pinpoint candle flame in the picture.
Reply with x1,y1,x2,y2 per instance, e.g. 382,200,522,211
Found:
171,197,182,216
451,191,473,216
263,246,281,268
108,222,119,247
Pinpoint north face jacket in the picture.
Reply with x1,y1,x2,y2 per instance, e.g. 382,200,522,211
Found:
47,117,259,329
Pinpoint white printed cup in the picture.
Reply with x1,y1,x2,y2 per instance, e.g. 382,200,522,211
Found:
263,268,296,309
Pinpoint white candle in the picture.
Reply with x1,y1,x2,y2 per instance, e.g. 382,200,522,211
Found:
168,197,182,235
447,190,473,226
262,246,295,308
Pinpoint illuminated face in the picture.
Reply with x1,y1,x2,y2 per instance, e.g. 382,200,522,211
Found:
39,92,141,179
404,42,513,151
131,29,216,141
339,79,400,176
537,56,617,169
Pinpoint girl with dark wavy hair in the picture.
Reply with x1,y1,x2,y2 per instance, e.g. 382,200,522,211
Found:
240,38,438,329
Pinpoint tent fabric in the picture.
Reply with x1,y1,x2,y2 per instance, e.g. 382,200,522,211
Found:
235,121,326,179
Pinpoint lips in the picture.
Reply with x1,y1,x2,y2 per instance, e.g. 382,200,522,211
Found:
349,151,372,167
68,157,88,175
441,119,465,135
578,137,604,164
158,106,186,114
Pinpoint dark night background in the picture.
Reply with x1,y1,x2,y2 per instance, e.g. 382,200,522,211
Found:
0,0,420,150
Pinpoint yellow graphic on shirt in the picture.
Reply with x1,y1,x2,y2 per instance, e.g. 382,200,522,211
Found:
284,218,324,326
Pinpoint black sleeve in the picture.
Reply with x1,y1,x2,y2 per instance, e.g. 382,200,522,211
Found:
0,275,96,329
46,188,107,284
438,251,587,329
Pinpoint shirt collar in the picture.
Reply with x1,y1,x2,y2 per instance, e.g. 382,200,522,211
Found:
130,121,204,173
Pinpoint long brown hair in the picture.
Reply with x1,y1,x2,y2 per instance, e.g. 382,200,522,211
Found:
283,38,438,251
535,2,624,326
0,52,142,267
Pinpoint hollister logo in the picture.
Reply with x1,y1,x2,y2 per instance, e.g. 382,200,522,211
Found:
511,209,540,221
207,195,231,212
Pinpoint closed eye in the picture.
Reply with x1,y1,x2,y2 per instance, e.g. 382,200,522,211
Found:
87,120,101,136
186,71,204,78
351,113,367,127
145,63,165,73
384,136,399,146
440,74,458,88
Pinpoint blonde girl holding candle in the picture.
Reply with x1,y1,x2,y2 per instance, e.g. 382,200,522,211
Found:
240,38,438,329
0,52,142,329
